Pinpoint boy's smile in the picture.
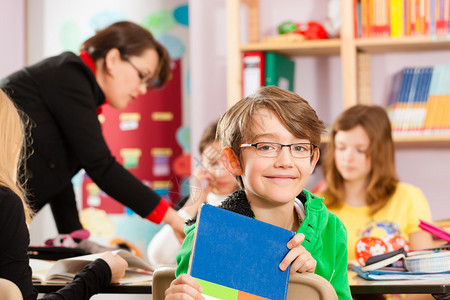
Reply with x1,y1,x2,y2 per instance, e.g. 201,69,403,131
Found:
235,108,319,209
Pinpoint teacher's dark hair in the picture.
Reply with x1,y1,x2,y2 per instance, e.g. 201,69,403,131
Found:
81,21,170,88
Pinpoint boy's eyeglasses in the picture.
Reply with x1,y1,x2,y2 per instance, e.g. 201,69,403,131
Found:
124,58,154,88
240,142,317,158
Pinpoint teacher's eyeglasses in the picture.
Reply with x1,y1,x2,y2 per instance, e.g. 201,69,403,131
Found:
124,58,153,88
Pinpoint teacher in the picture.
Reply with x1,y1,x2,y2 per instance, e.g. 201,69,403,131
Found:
0,21,185,241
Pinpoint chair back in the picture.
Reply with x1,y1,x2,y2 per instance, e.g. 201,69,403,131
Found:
152,266,176,300
0,278,23,300
152,267,338,300
287,272,338,300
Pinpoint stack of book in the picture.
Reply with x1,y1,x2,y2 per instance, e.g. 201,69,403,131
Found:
354,220,450,280
353,246,450,280
386,64,450,136
354,0,450,38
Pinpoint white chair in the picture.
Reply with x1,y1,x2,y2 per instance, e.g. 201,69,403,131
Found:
0,278,23,300
152,266,338,300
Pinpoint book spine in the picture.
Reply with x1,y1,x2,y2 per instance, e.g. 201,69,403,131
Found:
443,0,448,35
242,52,265,98
405,0,411,35
402,67,419,134
416,67,433,133
392,0,405,36
362,0,370,37
355,0,361,37
411,0,417,35
409,68,423,134
424,65,442,134
430,0,436,36
387,70,403,133
440,65,450,134
394,68,413,135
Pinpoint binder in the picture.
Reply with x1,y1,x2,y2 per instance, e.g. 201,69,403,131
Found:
242,51,265,97
264,52,295,92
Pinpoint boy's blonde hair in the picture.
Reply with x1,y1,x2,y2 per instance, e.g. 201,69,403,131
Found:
217,86,325,187
0,89,33,223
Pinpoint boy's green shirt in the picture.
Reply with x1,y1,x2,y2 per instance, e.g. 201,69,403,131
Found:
175,190,352,299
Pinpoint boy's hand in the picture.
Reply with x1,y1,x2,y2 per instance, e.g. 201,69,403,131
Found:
279,233,316,274
165,274,205,300
182,167,214,217
190,166,213,203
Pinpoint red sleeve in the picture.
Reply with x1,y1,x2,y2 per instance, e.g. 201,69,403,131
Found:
145,198,171,224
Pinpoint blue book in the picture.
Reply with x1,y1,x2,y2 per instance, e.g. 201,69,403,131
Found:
188,204,295,300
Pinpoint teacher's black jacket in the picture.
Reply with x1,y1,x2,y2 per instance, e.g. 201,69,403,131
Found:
0,52,166,233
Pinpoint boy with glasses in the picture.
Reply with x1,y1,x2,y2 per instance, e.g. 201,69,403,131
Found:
166,86,351,299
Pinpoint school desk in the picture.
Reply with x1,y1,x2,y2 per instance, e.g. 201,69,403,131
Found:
33,282,151,294
34,272,450,297
349,270,450,297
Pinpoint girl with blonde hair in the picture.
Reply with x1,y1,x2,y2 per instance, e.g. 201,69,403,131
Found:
0,89,127,300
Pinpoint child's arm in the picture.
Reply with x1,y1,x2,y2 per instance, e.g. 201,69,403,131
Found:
279,233,317,274
165,274,204,300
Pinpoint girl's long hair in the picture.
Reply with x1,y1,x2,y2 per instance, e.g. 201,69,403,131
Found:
0,89,33,223
322,104,398,215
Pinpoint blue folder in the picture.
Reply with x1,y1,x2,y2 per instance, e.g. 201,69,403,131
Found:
188,204,295,300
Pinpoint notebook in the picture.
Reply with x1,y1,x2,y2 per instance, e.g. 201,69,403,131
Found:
188,204,295,300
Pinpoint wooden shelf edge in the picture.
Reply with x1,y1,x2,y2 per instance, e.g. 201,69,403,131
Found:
240,39,341,56
393,135,450,146
356,36,450,53
239,36,450,56
321,134,450,146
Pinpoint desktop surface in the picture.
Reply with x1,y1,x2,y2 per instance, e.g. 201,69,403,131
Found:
349,270,450,295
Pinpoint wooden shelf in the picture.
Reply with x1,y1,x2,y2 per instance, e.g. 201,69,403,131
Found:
239,36,450,56
393,135,450,146
356,36,450,53
321,134,450,146
240,39,341,57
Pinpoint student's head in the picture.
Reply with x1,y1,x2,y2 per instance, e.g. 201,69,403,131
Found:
198,120,237,196
81,21,170,110
217,86,325,204
0,89,33,222
322,104,398,214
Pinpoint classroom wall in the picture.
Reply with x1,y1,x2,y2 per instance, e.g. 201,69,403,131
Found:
189,0,230,163
0,0,25,78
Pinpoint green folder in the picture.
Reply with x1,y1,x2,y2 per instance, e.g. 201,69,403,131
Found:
264,52,295,91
